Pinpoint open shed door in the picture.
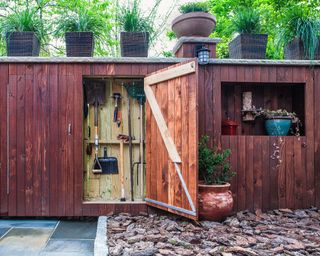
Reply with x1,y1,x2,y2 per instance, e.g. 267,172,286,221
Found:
144,61,198,219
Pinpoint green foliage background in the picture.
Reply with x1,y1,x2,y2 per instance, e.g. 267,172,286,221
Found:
208,0,320,59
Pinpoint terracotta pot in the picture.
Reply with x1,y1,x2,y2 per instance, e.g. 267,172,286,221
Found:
199,182,233,221
172,12,216,38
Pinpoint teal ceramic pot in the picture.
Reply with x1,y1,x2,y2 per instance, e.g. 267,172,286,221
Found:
265,117,292,136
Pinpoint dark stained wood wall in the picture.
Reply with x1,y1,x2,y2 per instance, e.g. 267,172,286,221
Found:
1,61,319,217
0,62,171,216
198,64,319,211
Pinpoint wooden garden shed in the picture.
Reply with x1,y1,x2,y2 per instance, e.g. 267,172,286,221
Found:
0,57,319,220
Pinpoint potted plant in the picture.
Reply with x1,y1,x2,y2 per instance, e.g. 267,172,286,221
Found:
172,2,216,38
198,136,235,221
54,9,105,57
259,109,300,136
229,8,268,59
0,9,46,56
119,0,153,57
279,8,320,60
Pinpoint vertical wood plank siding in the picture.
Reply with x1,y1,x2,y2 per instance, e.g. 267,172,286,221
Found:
0,62,319,216
201,64,319,212
0,62,171,216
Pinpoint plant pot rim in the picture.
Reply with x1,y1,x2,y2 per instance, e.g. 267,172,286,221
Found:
65,31,94,34
172,11,216,25
198,182,231,188
265,116,293,120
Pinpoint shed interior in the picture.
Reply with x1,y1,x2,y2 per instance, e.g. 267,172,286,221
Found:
83,77,146,202
221,82,305,136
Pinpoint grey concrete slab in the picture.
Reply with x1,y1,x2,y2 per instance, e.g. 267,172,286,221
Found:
51,219,97,239
0,219,58,228
0,227,10,238
39,252,93,256
42,239,94,255
0,228,52,256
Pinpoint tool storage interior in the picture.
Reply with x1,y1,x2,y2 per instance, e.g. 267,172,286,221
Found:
221,82,305,136
83,78,146,202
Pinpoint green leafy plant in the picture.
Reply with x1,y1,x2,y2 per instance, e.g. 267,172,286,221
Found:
232,8,262,34
278,6,320,59
179,2,209,14
118,0,153,33
54,8,105,39
0,9,47,44
259,109,297,120
199,136,235,185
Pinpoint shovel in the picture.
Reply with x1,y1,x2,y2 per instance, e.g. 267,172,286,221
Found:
98,147,118,175
92,100,103,174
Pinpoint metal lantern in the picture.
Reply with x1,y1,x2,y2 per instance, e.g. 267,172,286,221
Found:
196,45,210,65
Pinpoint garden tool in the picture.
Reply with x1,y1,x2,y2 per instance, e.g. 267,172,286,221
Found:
119,138,126,201
127,97,134,201
113,93,121,127
124,81,145,200
84,80,106,174
98,147,118,174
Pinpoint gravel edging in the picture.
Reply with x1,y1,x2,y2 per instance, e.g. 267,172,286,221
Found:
94,216,108,256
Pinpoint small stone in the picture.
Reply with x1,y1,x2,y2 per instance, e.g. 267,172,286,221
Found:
109,244,123,256
158,249,174,255
127,235,144,244
174,248,194,255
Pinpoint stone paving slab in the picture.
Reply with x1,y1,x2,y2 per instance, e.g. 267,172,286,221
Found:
0,228,52,256
51,219,97,239
41,239,94,255
0,219,58,228
0,227,10,238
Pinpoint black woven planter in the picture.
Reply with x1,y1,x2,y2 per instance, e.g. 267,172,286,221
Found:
229,33,268,59
6,32,40,56
65,32,94,57
284,38,320,60
120,32,149,57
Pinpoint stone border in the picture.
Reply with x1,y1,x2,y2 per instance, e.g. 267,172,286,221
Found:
172,36,222,54
94,216,108,256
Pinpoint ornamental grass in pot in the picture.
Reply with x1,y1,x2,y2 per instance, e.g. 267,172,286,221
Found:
119,0,153,57
199,136,235,221
0,9,46,56
229,8,268,59
54,9,105,57
279,7,320,60
172,2,216,38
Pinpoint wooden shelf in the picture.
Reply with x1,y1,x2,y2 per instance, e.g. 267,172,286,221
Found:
85,140,142,145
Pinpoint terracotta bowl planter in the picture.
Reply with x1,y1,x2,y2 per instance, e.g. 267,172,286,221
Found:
199,182,233,221
229,33,268,59
284,38,320,60
6,32,40,56
65,32,94,57
172,12,216,38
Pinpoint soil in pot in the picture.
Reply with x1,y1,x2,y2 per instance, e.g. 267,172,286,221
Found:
120,32,149,57
6,32,40,56
284,38,320,60
65,32,94,57
265,117,292,136
172,12,216,38
199,182,233,221
229,33,268,59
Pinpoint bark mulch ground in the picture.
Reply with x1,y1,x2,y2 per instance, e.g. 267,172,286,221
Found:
107,208,320,256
